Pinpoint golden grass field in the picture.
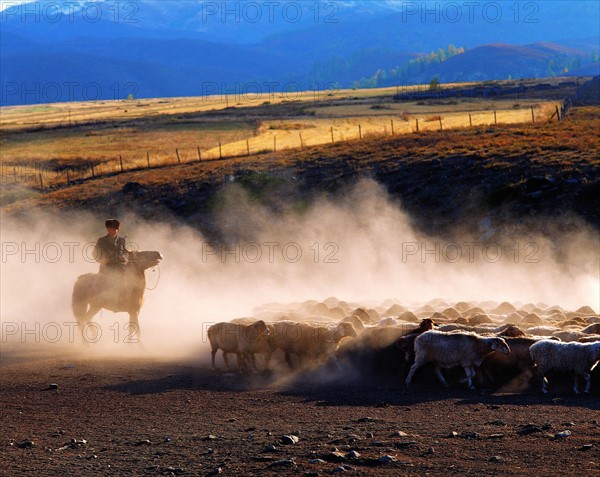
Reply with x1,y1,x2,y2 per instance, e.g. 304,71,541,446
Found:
3,100,597,216
209,100,557,159
0,83,486,130
1,80,561,197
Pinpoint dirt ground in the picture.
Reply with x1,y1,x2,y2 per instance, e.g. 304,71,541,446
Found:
1,346,598,477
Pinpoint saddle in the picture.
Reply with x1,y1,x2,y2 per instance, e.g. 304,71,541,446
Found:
95,267,128,307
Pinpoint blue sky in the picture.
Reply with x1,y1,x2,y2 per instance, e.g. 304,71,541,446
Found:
1,0,36,10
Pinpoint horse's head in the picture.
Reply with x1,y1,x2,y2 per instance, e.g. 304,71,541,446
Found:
129,251,163,271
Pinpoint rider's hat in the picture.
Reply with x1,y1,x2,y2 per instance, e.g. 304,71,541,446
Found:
105,219,120,229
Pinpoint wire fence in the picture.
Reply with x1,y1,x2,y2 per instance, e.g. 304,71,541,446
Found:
1,101,567,191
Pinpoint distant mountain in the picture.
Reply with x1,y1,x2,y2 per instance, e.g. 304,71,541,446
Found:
567,63,600,77
1,0,599,105
404,43,591,83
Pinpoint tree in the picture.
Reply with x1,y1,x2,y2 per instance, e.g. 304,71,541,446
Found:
429,76,440,90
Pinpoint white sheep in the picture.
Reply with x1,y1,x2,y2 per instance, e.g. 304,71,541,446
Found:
405,331,511,390
529,340,600,394
207,320,271,371
272,320,357,368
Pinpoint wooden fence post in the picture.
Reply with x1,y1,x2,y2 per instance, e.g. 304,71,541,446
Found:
469,113,472,127
416,118,419,132
66,169,70,184
299,132,304,148
39,173,43,191
147,152,150,168
494,110,497,125
330,126,334,143
273,135,277,152
358,124,362,139
531,106,535,124
246,140,250,156
438,117,443,131
176,148,181,164
197,146,202,161
391,119,394,135
91,163,95,177
119,155,124,173
555,105,560,122
219,142,222,159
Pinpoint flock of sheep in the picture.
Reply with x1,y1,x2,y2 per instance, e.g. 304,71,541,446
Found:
206,298,600,395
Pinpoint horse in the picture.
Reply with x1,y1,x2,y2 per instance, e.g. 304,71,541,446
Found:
72,251,162,343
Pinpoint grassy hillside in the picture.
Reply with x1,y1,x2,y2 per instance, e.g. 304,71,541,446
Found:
3,105,598,238
3,80,567,193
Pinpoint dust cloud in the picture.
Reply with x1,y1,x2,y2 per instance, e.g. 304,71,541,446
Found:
1,179,598,361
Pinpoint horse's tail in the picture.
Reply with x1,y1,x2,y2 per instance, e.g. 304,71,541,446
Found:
72,274,95,323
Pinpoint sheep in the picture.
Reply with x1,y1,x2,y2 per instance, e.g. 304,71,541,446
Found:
405,331,511,390
229,316,279,370
578,335,600,343
395,318,437,366
352,318,437,378
524,325,559,336
582,323,600,334
552,329,588,342
272,321,357,369
378,317,399,327
243,323,276,372
529,340,600,394
559,317,588,328
207,320,271,371
437,323,475,332
494,324,526,337
437,323,498,334
340,314,365,332
335,323,418,377
478,336,541,387
520,313,543,326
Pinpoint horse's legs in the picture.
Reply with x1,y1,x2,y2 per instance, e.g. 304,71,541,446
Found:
211,348,218,369
223,352,231,369
264,352,272,372
236,353,245,372
126,311,141,344
78,305,101,343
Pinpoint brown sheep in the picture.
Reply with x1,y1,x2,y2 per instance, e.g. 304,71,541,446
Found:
582,323,600,335
207,320,271,371
272,321,357,369
478,336,541,386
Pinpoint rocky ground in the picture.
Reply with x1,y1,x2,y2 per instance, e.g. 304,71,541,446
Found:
1,350,599,477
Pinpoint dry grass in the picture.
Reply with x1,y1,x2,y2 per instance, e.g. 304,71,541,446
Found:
202,102,557,160
3,106,597,215
1,120,257,173
0,84,453,131
1,91,559,192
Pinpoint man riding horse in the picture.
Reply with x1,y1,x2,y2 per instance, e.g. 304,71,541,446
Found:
72,218,162,343
94,218,129,272
92,219,131,301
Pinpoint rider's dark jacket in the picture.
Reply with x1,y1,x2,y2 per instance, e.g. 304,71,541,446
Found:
93,234,128,273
